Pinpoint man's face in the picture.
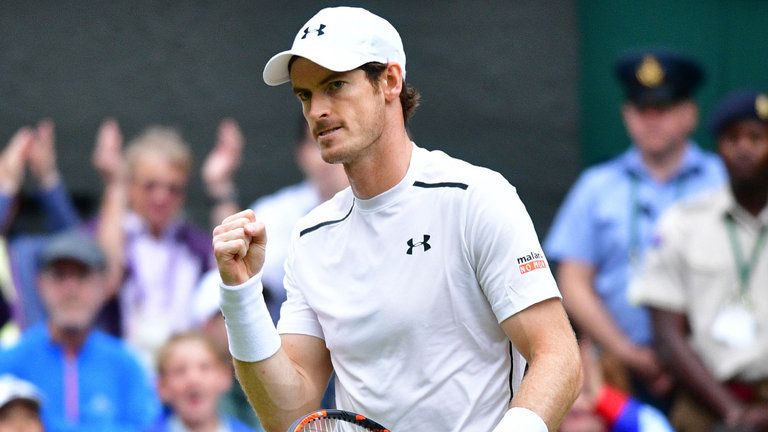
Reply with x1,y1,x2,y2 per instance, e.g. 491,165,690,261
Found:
38,260,105,333
158,338,230,426
129,154,188,232
718,120,768,187
290,58,387,165
622,101,698,159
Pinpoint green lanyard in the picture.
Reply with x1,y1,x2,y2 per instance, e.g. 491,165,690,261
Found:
725,215,768,297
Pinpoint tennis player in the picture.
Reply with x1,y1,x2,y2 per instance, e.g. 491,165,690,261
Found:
214,6,581,432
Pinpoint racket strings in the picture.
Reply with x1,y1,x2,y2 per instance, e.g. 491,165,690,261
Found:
298,418,374,432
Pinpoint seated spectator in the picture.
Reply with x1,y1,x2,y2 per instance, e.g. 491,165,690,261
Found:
0,121,81,333
92,119,214,370
631,90,768,431
559,338,673,432
0,229,161,431
148,331,256,432
0,374,44,432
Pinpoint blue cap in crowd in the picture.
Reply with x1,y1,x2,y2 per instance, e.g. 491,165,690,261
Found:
615,49,705,107
709,90,768,137
39,229,106,271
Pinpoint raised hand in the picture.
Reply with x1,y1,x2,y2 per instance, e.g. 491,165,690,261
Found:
202,118,243,199
92,118,125,184
28,119,60,190
212,209,266,286
0,127,35,195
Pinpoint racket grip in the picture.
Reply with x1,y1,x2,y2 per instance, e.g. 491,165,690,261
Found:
492,407,547,432
219,271,281,362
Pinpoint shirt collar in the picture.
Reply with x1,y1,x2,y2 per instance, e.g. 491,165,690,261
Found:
720,187,768,230
622,141,705,180
355,142,422,212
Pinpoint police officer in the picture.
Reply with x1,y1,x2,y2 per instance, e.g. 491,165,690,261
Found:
544,49,726,408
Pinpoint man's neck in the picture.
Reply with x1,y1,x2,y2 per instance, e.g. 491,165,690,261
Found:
346,129,412,200
732,181,768,217
50,325,89,355
639,142,688,182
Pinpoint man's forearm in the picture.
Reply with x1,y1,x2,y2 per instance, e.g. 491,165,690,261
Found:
221,275,332,432
234,347,329,432
510,344,583,430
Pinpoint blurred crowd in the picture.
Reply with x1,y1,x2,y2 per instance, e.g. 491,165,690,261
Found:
0,47,766,432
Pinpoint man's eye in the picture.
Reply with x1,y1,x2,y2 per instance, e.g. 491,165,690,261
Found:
328,81,344,91
296,91,310,101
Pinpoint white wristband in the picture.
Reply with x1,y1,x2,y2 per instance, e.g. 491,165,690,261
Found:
492,407,547,432
219,271,281,362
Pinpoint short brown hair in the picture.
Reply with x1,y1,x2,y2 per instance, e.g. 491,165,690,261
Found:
358,62,420,125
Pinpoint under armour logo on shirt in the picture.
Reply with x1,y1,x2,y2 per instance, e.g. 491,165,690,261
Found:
301,24,326,39
406,235,431,255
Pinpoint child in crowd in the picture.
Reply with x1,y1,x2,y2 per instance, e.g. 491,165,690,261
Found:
148,331,256,432
0,374,44,432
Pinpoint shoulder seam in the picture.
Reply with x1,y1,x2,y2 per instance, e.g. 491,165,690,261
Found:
413,180,468,190
299,201,355,237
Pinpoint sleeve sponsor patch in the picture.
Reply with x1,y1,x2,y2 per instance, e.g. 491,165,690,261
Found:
517,251,548,274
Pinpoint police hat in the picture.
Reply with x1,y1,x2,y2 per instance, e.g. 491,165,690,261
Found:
709,90,768,137
615,49,705,107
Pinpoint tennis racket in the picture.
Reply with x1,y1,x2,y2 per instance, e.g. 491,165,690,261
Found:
288,409,391,432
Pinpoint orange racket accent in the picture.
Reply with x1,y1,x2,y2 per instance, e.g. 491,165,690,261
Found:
288,409,391,431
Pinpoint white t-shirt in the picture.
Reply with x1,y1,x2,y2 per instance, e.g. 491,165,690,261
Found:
277,144,561,431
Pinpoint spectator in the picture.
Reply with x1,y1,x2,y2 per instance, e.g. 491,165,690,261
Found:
92,119,214,370
559,338,673,432
148,331,256,432
544,49,726,408
0,121,81,333
201,119,244,228
631,90,768,431
0,229,160,431
0,374,44,432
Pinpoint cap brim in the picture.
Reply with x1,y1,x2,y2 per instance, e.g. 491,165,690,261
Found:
263,51,294,86
263,45,383,86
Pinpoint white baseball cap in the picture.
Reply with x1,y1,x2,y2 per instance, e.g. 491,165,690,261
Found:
262,7,406,86
0,374,41,411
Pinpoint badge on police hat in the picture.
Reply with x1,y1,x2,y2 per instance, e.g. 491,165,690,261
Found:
756,93,768,120
636,55,665,88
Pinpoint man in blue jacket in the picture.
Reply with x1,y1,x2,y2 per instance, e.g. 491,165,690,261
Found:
0,229,160,431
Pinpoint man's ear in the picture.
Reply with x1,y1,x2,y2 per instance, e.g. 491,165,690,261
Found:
382,63,403,102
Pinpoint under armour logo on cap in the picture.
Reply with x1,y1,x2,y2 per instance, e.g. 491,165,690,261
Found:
301,24,326,39
406,235,431,255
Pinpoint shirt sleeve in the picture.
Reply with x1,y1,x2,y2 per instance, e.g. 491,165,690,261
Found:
0,193,14,231
275,229,324,339
465,172,561,323
544,172,600,264
628,208,687,311
37,182,81,232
